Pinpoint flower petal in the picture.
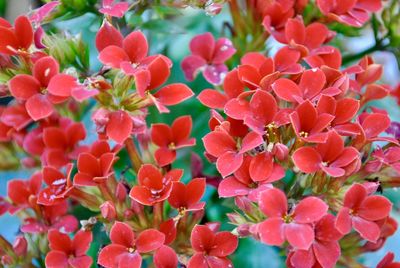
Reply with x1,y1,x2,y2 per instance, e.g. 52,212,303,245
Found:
285,223,315,250
294,197,328,223
136,229,165,253
25,94,54,121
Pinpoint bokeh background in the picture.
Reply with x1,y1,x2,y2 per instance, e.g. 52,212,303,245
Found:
0,0,399,267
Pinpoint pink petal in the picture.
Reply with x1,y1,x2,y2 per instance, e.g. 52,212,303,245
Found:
272,78,302,102
258,218,285,246
217,176,249,197
292,147,322,174
294,197,328,223
47,74,77,97
123,31,148,63
313,241,341,268
197,89,228,109
136,229,165,253
285,223,315,250
106,111,132,144
203,64,228,85
352,216,380,242
181,55,207,81
259,188,287,217
25,94,54,121
98,45,129,68
190,32,215,61
216,151,243,177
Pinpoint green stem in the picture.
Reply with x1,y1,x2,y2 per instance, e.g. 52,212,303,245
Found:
342,41,389,65
125,138,143,172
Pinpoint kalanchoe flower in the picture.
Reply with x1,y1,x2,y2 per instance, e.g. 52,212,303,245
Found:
151,115,196,166
7,172,42,214
182,32,236,85
37,164,74,206
29,1,60,24
73,140,116,186
365,146,400,175
386,121,400,140
258,188,328,250
8,56,91,121
187,224,238,268
289,100,334,143
335,183,392,242
0,15,33,55
129,164,183,206
45,229,93,268
98,221,165,268
292,131,359,177
288,214,343,268
99,0,130,18
203,124,263,177
168,178,206,213
377,252,400,268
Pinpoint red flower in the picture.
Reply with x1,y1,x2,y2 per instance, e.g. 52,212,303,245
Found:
288,214,343,268
129,164,183,206
151,115,196,166
0,103,32,132
0,15,33,55
218,155,284,201
99,0,129,18
316,0,382,27
187,224,238,268
181,32,236,85
365,146,400,174
353,112,394,147
203,126,263,177
98,222,165,268
37,164,74,206
73,140,116,186
168,178,206,213
289,100,334,143
377,252,400,268
292,131,359,177
335,183,392,242
8,56,86,121
29,1,60,23
258,188,328,250
7,172,42,214
45,229,92,268
42,119,87,168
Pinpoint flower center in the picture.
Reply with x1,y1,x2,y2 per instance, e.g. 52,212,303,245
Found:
282,214,293,223
169,142,176,150
127,247,135,253
299,131,309,138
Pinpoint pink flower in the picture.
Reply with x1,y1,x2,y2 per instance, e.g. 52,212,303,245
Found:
182,32,236,85
187,224,238,268
45,229,92,268
98,222,165,268
99,0,129,18
258,188,328,250
335,183,392,242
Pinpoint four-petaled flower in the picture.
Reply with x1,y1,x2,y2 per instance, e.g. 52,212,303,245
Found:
168,178,206,214
98,221,165,268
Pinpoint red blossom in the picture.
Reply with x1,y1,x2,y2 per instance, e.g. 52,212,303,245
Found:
7,172,42,214
168,178,206,212
45,229,93,268
73,140,116,186
258,188,328,250
129,164,183,206
292,131,359,177
289,100,334,143
98,221,165,268
377,252,400,268
181,32,236,85
151,115,196,166
335,183,392,242
99,0,129,18
0,15,33,55
187,224,238,268
37,164,74,206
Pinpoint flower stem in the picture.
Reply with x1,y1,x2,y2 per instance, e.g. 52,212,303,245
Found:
125,138,143,172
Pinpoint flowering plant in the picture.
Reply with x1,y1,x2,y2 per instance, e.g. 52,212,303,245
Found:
0,0,400,267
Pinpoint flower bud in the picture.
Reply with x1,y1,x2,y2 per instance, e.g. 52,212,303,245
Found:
100,201,116,221
13,235,27,256
115,182,128,202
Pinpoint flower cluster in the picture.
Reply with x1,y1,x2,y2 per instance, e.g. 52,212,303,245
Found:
0,0,399,267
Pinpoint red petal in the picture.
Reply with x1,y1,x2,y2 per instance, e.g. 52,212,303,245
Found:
129,186,154,206
95,21,123,52
25,94,54,120
224,98,250,120
316,131,344,162
213,38,236,64
97,244,127,268
151,123,172,147
0,27,18,54
358,195,392,221
190,32,215,61
77,153,99,176
136,229,165,253
239,131,263,154
259,188,288,217
73,230,92,256
154,246,178,268
187,253,208,268
216,151,243,177
69,256,92,268
191,225,214,253
137,164,163,187
197,89,228,109
155,148,176,167
290,249,315,268
123,31,148,63
168,182,186,209
285,18,305,44
185,178,206,207
209,231,238,257
48,229,72,252
171,115,192,145
334,98,360,124
14,16,33,50
335,207,352,235
294,197,328,223
352,216,380,242
202,131,236,157
154,83,194,106
249,152,274,182
299,68,326,100
258,218,285,246
313,240,341,268
343,183,367,208
217,176,249,197
273,78,302,102
292,147,321,173
33,56,59,87
45,251,68,268
285,223,315,250
305,23,329,49
106,111,132,144
147,56,171,90
362,113,390,139
110,221,135,247
98,45,129,68
9,74,40,100
47,74,77,97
